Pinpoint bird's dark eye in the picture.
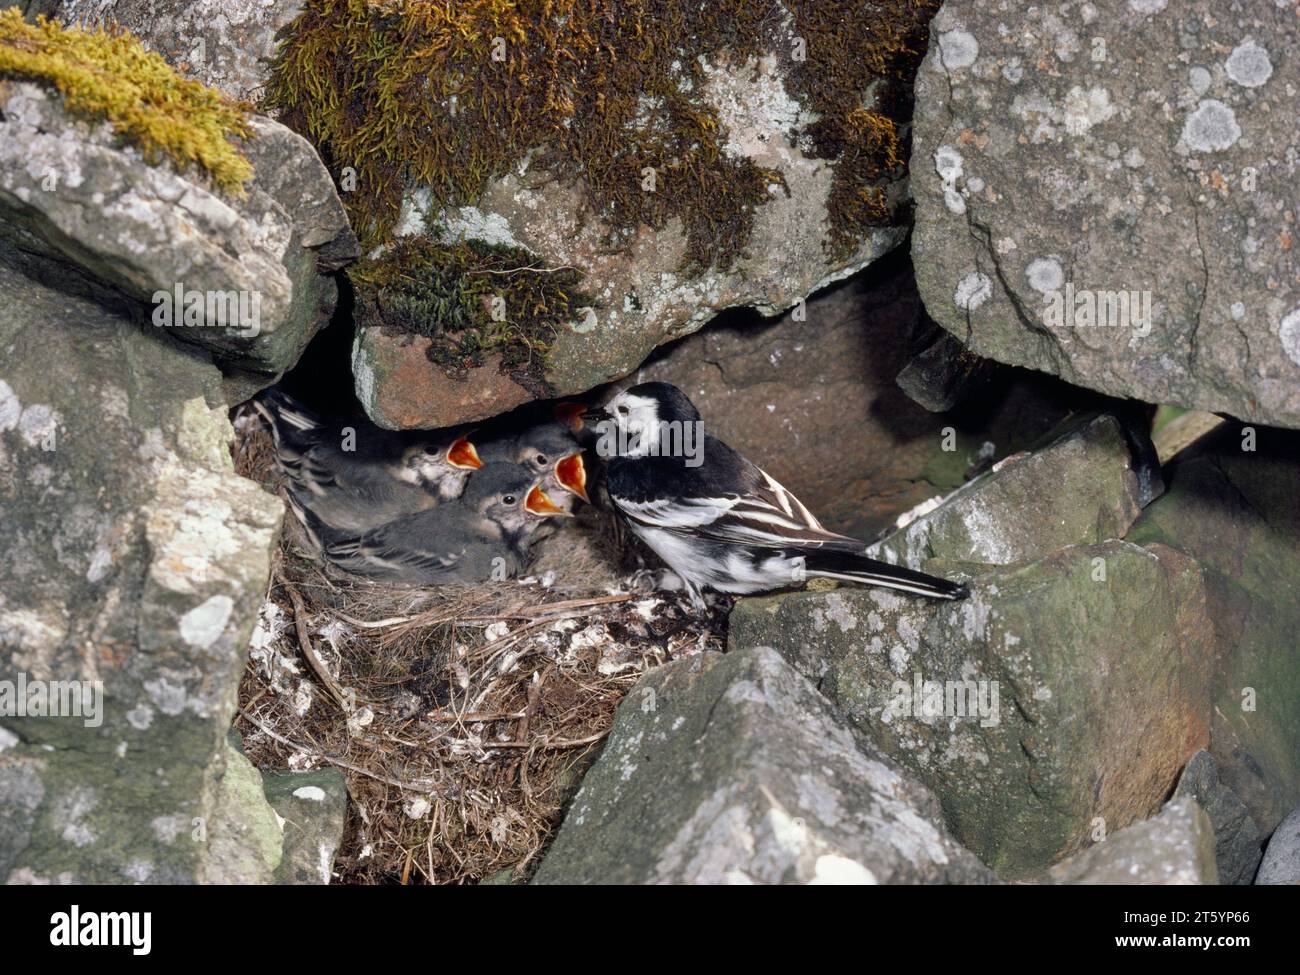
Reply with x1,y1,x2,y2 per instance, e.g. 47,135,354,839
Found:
616,405,629,415
502,494,517,506
534,453,548,466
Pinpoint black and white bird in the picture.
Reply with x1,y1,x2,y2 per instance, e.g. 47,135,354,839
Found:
586,382,969,610
289,462,571,585
254,389,483,533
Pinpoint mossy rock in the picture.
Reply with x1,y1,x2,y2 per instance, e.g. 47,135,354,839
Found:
267,0,939,423
0,8,253,194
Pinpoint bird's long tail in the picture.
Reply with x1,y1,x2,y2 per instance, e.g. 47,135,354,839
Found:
281,488,335,555
800,548,969,600
252,389,321,453
251,388,324,483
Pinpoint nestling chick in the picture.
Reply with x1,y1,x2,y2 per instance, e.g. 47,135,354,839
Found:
291,462,570,585
254,389,482,533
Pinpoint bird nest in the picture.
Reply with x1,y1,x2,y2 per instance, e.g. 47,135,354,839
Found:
230,405,725,883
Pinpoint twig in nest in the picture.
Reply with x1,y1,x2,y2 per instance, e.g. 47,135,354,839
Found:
238,707,446,795
485,729,609,751
283,578,350,711
333,592,634,632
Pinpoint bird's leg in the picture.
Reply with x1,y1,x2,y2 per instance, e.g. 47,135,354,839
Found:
683,579,708,616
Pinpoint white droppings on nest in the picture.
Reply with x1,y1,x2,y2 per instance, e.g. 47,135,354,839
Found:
346,706,374,736
597,641,640,676
292,681,314,717
483,621,511,642
633,598,662,621
568,623,610,653
404,797,431,821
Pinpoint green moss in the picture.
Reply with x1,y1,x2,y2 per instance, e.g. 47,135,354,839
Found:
0,10,254,195
267,0,935,264
786,0,938,258
349,235,592,380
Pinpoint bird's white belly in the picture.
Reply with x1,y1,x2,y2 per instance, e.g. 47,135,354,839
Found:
632,526,797,595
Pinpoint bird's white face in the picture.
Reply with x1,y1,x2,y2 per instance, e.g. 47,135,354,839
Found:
604,390,661,457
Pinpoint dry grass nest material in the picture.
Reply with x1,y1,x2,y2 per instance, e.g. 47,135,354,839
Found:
230,406,725,884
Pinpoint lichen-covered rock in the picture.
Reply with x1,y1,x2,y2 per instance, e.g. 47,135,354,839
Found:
1173,750,1262,885
0,250,286,883
52,0,304,102
730,541,1215,878
868,413,1143,570
1127,424,1300,837
1048,798,1219,885
0,81,355,391
1256,806,1300,886
262,767,348,885
262,1,935,426
201,739,285,884
912,0,1300,429
533,647,995,885
637,260,1083,539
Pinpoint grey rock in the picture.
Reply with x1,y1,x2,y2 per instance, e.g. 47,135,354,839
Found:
867,413,1143,570
729,412,1214,877
201,741,284,884
533,647,995,885
1256,806,1300,885
1128,424,1300,835
52,0,304,103
912,0,1300,429
1174,750,1262,885
1049,798,1219,885
0,251,285,883
638,262,1082,539
0,82,356,389
894,327,986,413
359,23,917,426
730,541,1216,879
262,768,348,885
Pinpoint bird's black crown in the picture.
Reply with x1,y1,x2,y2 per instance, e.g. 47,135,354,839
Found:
624,381,702,424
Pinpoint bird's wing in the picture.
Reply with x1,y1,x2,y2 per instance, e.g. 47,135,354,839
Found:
325,530,464,580
616,466,859,551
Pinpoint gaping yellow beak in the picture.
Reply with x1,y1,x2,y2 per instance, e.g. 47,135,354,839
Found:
554,452,589,502
447,436,483,470
525,483,569,517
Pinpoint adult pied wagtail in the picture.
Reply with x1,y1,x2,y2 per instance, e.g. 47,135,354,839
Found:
585,382,969,610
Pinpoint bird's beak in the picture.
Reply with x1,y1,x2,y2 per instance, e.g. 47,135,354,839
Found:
525,483,570,517
446,436,483,470
553,402,587,433
554,452,589,502
581,406,612,424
